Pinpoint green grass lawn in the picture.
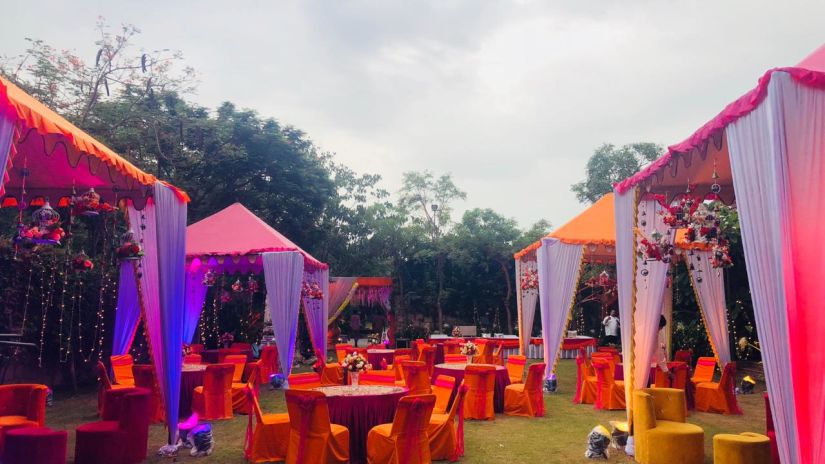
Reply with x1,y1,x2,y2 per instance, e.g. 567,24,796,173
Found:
46,359,766,463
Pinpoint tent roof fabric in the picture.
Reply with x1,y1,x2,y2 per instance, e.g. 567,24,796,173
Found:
514,193,615,259
355,277,392,287
0,76,188,202
615,44,825,194
185,202,327,269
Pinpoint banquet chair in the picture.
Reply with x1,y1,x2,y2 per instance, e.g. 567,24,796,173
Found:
184,354,202,364
691,357,716,384
411,339,426,360
284,390,349,464
443,340,462,355
192,363,235,420
574,354,598,404
417,345,436,376
110,354,135,386
695,362,742,414
132,365,165,423
0,384,48,453
429,384,468,461
506,355,527,384
367,394,436,464
393,348,412,359
74,388,152,464
231,342,252,353
401,361,432,395
592,358,625,410
674,349,693,364
288,372,323,390
670,363,689,390
444,353,468,363
315,349,345,386
763,394,780,464
653,366,671,388
633,388,704,464
96,361,129,416
335,344,353,363
391,355,412,382
590,352,615,378
246,385,290,463
463,364,496,420
258,345,278,385
491,342,504,366
475,340,492,364
225,354,248,383
189,343,205,354
360,371,398,386
597,346,618,354
432,375,456,414
233,361,261,413
504,362,546,417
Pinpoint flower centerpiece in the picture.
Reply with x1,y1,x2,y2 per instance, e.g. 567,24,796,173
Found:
341,352,371,386
16,201,65,246
302,281,323,300
451,326,462,338
116,230,144,260
460,341,479,364
219,332,234,348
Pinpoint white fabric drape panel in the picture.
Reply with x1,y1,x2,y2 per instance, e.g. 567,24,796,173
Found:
633,199,673,390
302,267,329,356
537,238,584,379
687,250,731,366
515,258,523,353
182,262,209,344
327,277,358,324
613,187,636,421
111,261,140,355
520,259,539,353
0,111,14,196
728,72,799,463
263,251,304,377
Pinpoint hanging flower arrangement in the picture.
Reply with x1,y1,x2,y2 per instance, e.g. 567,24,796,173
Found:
637,230,675,263
521,267,539,293
219,332,234,348
247,275,260,293
231,278,244,293
710,243,733,269
73,188,115,216
71,252,94,272
661,195,698,229
681,201,737,269
220,290,232,303
202,269,217,287
16,201,65,245
116,230,143,260
302,281,323,300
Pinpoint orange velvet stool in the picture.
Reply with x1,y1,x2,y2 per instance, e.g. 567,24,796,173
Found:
284,389,349,464
506,355,527,384
432,375,456,414
464,365,495,420
367,394,436,464
132,365,165,423
192,364,234,420
504,362,546,417
110,354,135,386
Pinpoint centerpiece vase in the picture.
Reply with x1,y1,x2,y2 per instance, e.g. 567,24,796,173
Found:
351,371,360,386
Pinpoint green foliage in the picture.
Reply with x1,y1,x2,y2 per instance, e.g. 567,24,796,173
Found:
571,142,662,203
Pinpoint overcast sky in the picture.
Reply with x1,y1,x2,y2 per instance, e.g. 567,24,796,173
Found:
3,1,823,228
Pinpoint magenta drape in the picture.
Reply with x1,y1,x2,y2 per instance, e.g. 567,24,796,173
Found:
182,259,209,344
111,261,140,355
262,251,304,377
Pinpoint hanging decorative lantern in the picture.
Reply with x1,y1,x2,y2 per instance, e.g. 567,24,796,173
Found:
232,278,244,293
17,200,65,245
301,281,323,300
75,188,101,216
202,269,217,287
116,229,144,260
637,230,674,264
72,251,94,272
247,275,260,293
597,270,610,287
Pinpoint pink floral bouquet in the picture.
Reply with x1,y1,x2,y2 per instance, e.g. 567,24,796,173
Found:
341,352,371,373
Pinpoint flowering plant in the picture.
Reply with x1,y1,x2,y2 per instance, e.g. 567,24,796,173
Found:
302,281,324,300
710,243,733,269
341,352,371,373
247,276,260,293
460,341,479,357
451,326,462,337
521,267,538,292
661,195,698,229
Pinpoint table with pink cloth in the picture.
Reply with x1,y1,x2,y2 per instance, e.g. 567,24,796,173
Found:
366,349,395,369
180,363,207,417
315,385,408,464
431,363,510,413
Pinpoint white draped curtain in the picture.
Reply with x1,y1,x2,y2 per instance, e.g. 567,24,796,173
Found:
0,110,14,196
262,251,304,377
302,267,329,356
537,238,584,379
613,187,637,420
182,261,209,344
633,198,674,390
327,277,358,324
518,258,539,354
687,250,731,366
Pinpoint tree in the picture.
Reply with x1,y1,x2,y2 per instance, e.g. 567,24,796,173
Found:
571,143,662,203
398,171,466,330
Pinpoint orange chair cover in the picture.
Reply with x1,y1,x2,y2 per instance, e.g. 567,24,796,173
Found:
360,371,397,386
244,385,290,462
184,354,202,364
315,349,345,386
192,364,234,420
233,362,261,414
391,355,411,381
288,372,322,390
432,375,456,414
692,357,716,384
96,361,128,415
474,340,493,365
574,355,598,404
597,346,618,353
367,394,436,464
444,354,467,363
491,342,504,366
674,349,693,364
110,354,135,386
592,359,625,410
695,362,742,415
189,343,204,354
132,365,165,422
443,341,462,355
258,346,279,385
335,344,353,364
506,355,527,384
224,355,248,383
671,363,689,390
417,345,436,376
401,361,432,395
463,365,495,420
591,352,616,378
429,383,468,461
284,390,349,464
504,363,546,417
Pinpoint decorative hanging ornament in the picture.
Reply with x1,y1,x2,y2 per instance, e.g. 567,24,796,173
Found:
520,267,539,294
710,156,722,194
71,251,94,272
116,229,144,260
17,200,65,246
247,275,259,293
637,230,674,264
73,187,115,216
232,278,244,293
301,281,323,300
202,269,217,287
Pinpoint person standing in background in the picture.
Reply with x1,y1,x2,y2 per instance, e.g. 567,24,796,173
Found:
350,310,362,346
601,309,620,345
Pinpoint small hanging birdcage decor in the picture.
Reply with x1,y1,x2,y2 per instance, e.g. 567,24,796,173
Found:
247,275,260,293
202,269,217,287
16,200,65,245
75,188,101,216
116,229,144,260
232,278,244,293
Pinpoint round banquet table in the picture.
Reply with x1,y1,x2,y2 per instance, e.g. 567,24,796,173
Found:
366,349,395,369
180,363,206,417
431,363,510,413
315,385,408,464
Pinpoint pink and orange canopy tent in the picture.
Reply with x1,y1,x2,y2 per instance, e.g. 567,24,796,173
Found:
327,276,393,325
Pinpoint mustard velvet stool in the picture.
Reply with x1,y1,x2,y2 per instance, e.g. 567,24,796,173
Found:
632,388,704,464
713,432,771,464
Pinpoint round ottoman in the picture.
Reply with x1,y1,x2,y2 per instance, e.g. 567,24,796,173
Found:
2,427,67,464
713,432,772,464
